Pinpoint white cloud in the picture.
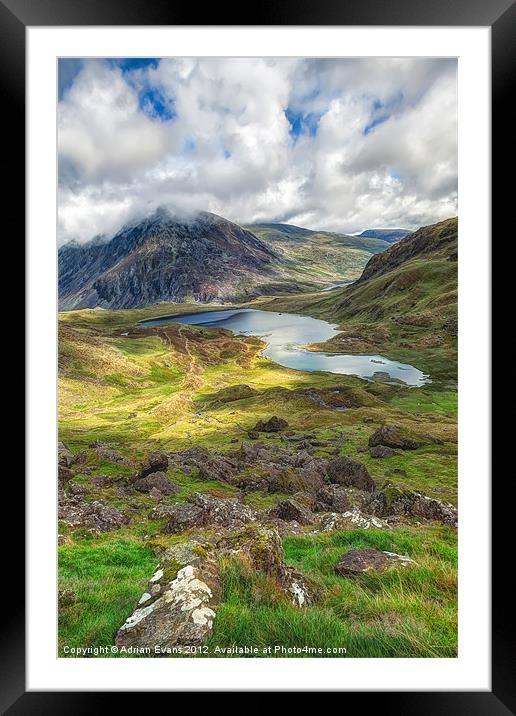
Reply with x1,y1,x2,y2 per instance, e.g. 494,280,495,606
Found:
58,57,457,243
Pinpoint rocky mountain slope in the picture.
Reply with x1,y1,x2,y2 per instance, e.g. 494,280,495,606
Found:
59,212,392,310
58,210,285,310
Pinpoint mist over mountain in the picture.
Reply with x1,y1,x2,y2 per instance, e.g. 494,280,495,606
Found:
58,210,279,310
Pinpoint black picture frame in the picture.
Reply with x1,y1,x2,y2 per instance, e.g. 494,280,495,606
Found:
3,0,507,710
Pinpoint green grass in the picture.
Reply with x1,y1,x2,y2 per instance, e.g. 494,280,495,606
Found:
58,538,156,656
58,292,457,658
205,526,457,658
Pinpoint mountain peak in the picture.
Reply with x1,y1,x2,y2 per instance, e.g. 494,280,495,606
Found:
58,211,278,310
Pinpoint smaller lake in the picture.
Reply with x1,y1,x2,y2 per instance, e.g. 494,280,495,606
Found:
140,309,429,387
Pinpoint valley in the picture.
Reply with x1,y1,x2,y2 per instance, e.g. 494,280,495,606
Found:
58,216,458,658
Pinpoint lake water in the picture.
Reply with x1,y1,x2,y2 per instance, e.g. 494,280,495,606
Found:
140,308,429,386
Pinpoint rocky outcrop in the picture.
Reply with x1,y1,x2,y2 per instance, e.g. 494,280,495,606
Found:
116,524,313,651
216,525,314,607
369,445,398,459
133,471,179,496
365,483,457,526
136,451,169,479
207,384,259,404
253,416,289,433
162,493,257,534
58,493,128,532
368,425,423,451
170,442,326,496
335,548,416,577
269,497,314,525
314,485,351,513
116,541,220,650
326,456,376,492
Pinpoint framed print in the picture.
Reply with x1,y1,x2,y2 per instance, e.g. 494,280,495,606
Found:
3,0,508,708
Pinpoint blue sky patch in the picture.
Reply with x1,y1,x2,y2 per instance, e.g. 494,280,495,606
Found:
285,108,322,141
108,58,160,73
139,87,176,121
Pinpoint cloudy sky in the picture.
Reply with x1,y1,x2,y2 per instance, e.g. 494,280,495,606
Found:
58,57,457,244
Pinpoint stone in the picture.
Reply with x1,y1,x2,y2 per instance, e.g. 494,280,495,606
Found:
365,484,458,527
335,548,416,577
162,503,206,533
326,456,376,492
116,563,219,649
411,494,458,527
95,447,128,464
317,509,390,532
136,451,169,479
370,445,398,459
58,441,75,468
314,484,350,513
133,471,179,496
163,493,256,533
216,524,313,607
58,464,73,485
91,475,111,489
269,498,314,525
368,425,423,451
253,416,289,432
58,494,128,532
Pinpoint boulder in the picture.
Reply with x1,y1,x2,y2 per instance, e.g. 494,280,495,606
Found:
216,525,313,607
368,425,422,451
314,484,351,513
95,447,128,464
58,494,128,532
253,416,289,432
411,494,458,527
58,442,75,468
58,464,73,485
365,484,457,526
116,553,220,649
162,503,207,533
133,471,179,496
335,548,416,577
326,456,376,492
137,451,169,479
269,497,314,525
317,509,390,532
370,445,398,459
163,493,256,533
91,475,112,489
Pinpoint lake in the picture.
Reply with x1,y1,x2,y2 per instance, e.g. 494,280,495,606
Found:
140,308,429,386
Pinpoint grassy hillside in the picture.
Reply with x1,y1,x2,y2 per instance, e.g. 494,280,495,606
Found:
58,301,457,658
247,223,391,288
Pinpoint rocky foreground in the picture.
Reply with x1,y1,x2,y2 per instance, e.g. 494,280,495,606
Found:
58,417,457,651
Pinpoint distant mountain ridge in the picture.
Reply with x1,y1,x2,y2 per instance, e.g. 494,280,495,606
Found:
59,211,398,310
359,228,411,243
